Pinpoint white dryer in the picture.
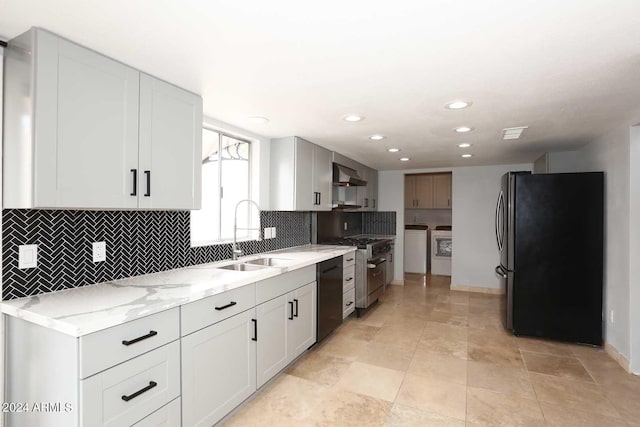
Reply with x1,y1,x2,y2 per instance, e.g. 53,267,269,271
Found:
431,227,452,276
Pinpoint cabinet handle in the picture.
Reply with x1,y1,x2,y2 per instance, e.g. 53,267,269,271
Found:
288,301,294,320
318,192,321,205
294,299,299,317
144,170,151,197
130,169,137,196
214,301,237,311
364,198,369,208
122,381,157,402
251,318,257,341
373,199,376,209
346,258,354,262
346,301,354,306
121,330,157,346
345,277,353,282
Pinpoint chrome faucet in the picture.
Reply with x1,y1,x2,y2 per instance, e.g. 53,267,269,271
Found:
232,199,262,260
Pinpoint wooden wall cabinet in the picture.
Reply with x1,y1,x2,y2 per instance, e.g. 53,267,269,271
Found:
405,173,451,209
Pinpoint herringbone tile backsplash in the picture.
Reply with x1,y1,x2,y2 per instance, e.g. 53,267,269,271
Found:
2,210,311,300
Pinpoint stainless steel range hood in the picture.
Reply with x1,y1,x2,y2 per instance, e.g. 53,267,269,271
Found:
333,163,367,186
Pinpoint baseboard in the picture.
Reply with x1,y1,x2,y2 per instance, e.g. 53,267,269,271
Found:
390,280,404,286
450,284,504,294
604,341,631,373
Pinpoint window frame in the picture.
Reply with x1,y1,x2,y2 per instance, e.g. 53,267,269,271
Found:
190,126,256,247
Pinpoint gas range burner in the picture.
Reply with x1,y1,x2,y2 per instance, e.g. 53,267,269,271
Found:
326,237,382,249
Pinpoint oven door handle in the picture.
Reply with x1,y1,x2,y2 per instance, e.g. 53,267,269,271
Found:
367,258,386,268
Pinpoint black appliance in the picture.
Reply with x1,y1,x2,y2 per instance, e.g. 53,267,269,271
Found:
317,256,344,342
495,171,604,345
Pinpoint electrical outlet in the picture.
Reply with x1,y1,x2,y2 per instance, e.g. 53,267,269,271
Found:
263,227,272,239
18,244,38,269
271,227,276,239
93,241,106,263
610,309,614,324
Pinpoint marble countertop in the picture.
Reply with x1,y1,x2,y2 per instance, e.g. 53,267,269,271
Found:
0,244,357,337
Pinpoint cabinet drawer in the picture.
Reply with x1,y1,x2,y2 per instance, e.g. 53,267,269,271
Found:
133,397,180,426
343,288,356,318
181,284,256,336
343,265,355,292
80,308,180,379
343,252,356,268
256,265,315,305
80,341,180,427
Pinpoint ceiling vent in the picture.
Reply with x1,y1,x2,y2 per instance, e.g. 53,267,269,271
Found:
502,126,528,140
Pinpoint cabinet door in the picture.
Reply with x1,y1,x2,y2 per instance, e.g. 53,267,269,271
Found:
139,74,202,210
256,295,290,388
181,309,256,427
433,174,452,208
38,32,140,208
415,175,434,208
313,145,333,211
289,282,317,359
368,168,378,211
404,176,416,208
294,138,315,211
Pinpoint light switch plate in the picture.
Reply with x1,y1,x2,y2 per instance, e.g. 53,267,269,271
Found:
263,227,272,239
18,244,38,269
92,241,106,263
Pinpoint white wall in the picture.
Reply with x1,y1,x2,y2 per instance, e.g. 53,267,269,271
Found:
379,163,533,287
574,126,631,366
451,163,532,290
630,126,640,373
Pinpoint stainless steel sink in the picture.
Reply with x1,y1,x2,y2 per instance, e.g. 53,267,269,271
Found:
217,263,267,271
245,257,292,267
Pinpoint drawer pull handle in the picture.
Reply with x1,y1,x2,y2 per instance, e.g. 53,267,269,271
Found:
122,381,157,402
346,301,354,306
288,301,294,320
346,258,354,262
252,318,257,341
294,299,299,317
345,277,353,282
122,330,157,346
215,301,237,311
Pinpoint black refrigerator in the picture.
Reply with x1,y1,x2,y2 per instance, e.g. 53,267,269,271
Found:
495,171,604,345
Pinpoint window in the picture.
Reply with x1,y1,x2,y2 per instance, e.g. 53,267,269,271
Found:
190,128,254,245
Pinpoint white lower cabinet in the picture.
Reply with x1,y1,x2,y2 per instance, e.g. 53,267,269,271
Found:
256,281,317,388
181,309,257,427
132,398,181,426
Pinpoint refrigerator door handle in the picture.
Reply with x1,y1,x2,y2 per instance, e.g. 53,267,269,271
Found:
495,191,504,251
495,265,507,279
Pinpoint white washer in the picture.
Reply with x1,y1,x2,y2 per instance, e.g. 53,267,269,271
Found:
431,230,452,276
404,227,430,274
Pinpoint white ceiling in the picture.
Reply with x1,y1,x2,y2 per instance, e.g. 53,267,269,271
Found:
2,0,640,170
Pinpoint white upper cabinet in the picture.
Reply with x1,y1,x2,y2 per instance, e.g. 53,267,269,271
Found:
270,136,332,211
3,28,202,210
138,74,202,210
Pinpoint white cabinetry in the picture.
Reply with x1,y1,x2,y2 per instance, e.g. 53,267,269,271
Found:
343,253,356,318
4,308,181,427
3,27,202,210
270,136,332,211
181,309,257,427
256,276,317,388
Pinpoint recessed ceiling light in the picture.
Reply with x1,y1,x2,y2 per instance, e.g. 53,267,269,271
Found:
247,116,270,124
457,143,473,148
387,148,400,153
399,157,410,162
446,100,472,110
343,114,364,122
461,154,473,158
369,134,385,141
454,126,474,133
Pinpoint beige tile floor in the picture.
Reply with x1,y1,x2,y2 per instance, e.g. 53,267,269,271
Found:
223,273,640,426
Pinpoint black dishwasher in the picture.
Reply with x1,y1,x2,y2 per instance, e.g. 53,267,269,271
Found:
317,256,344,342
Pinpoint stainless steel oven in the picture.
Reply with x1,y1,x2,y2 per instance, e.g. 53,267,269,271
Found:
355,244,390,311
